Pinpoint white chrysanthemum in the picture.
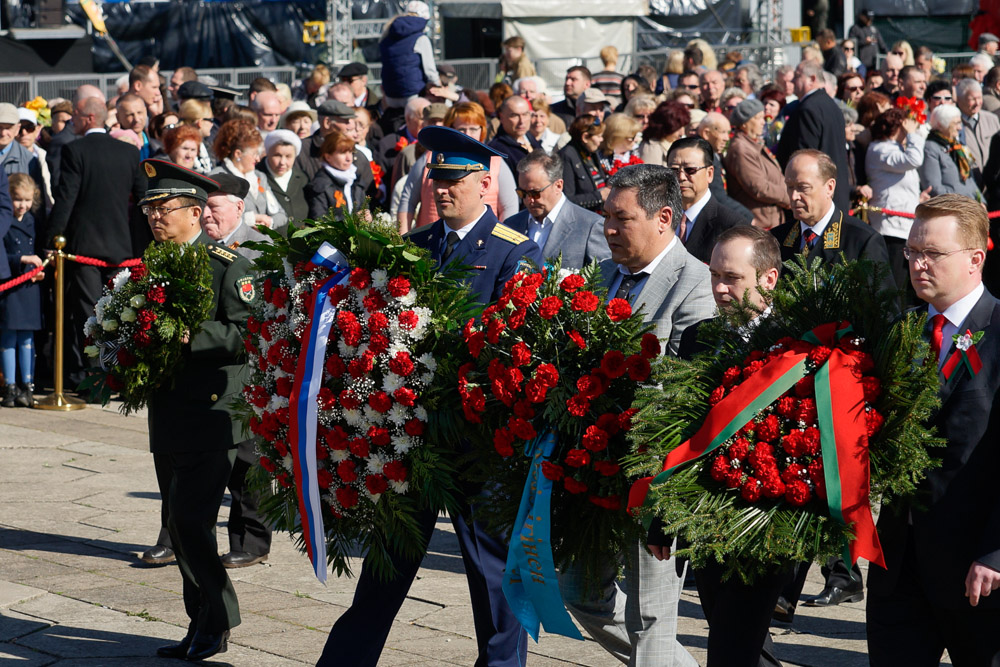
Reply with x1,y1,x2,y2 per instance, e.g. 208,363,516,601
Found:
84,345,100,358
414,406,428,422
112,269,131,291
338,340,357,358
95,295,111,321
355,343,370,358
330,448,349,462
419,372,434,385
367,453,385,474
266,395,289,412
397,289,417,306
363,405,383,425
130,294,146,308
365,491,383,504
385,341,407,358
558,268,576,281
282,258,294,281
84,316,99,337
371,269,388,289
393,435,413,454
343,409,363,426
282,454,294,471
417,352,436,372
251,405,264,418
389,480,409,494
102,319,119,332
387,403,409,425
382,372,404,394
119,307,136,323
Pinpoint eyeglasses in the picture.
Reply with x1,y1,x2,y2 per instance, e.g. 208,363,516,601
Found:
725,103,741,111
516,181,555,199
892,51,906,56
141,204,197,217
668,165,710,178
931,95,952,102
163,123,178,130
682,84,700,90
843,46,855,51
846,85,864,92
902,246,975,264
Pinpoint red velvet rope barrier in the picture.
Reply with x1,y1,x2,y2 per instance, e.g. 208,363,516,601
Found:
0,258,50,294
66,254,143,268
850,206,1000,219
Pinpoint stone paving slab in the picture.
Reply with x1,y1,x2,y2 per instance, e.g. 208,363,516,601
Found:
0,404,919,666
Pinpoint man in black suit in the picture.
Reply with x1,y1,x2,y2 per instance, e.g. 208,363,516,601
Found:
47,87,104,191
551,66,591,125
652,225,789,667
775,60,851,212
667,136,747,264
488,95,541,178
46,96,146,389
868,194,1000,665
771,148,893,621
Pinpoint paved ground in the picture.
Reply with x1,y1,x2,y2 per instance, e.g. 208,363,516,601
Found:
0,400,929,666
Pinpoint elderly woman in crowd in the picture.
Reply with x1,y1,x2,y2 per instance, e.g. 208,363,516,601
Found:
598,113,642,173
639,100,690,167
283,101,317,140
560,113,608,211
528,97,563,152
163,125,203,171
758,87,786,151
211,118,288,232
398,102,517,231
724,98,790,229
178,99,216,173
920,103,982,201
624,95,657,133
262,129,309,224
866,107,925,291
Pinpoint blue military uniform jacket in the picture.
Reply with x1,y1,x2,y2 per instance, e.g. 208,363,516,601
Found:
406,206,543,305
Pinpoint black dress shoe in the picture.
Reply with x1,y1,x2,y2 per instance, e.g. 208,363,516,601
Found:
186,629,230,661
803,585,864,607
221,551,268,568
155,628,195,658
773,595,795,623
139,545,175,566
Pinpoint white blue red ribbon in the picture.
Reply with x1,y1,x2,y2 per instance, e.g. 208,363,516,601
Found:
287,242,350,583
502,431,583,641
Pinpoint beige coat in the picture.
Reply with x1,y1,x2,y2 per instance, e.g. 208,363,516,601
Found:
723,131,790,229
639,138,672,167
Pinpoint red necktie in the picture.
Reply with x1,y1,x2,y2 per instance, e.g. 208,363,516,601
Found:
802,229,818,251
930,313,947,363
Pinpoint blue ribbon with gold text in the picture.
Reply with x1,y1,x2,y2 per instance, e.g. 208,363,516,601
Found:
501,431,584,641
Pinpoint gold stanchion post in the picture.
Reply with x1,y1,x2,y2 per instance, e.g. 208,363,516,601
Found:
35,236,85,411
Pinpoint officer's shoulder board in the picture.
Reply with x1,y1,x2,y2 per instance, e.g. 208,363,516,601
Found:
207,243,238,264
491,223,529,246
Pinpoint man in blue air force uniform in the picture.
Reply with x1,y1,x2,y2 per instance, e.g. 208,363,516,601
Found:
317,126,542,667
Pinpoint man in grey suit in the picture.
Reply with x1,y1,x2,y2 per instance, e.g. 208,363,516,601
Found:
559,164,714,666
504,150,610,269
957,78,1000,187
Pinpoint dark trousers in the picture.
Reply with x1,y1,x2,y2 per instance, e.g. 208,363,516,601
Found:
226,440,272,556
867,529,1000,666
695,560,793,667
65,263,117,387
156,449,241,633
316,503,527,667
782,556,862,608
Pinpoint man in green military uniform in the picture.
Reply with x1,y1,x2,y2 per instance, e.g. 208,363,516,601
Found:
138,159,255,661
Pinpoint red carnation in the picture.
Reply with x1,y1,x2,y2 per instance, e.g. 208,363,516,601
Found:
387,276,411,297
605,298,632,322
363,291,387,313
797,398,818,425
259,456,276,473
133,331,152,348
781,431,806,457
571,291,599,313
539,296,563,320
404,418,425,436
384,460,408,482
601,350,628,378
146,285,166,304
339,389,360,410
524,378,548,403
560,274,585,292
389,351,415,377
567,330,587,350
317,468,334,490
710,454,730,482
619,408,638,431
137,309,157,331
349,267,371,290
368,426,391,447
742,359,765,380
336,486,359,509
276,472,292,488
130,262,148,281
509,417,537,440
640,333,661,359
741,477,762,502
325,354,346,378
563,477,588,494
541,462,565,480
593,460,621,476
794,375,815,398
269,286,288,308
862,376,881,403
487,317,506,344
368,311,389,332
494,428,515,457
776,395,798,418
116,347,136,367
729,438,750,461
785,480,812,506
467,330,486,358
273,439,289,457
802,427,821,455
398,310,419,330
511,342,532,367
625,354,651,382
513,399,535,419
709,386,726,405
512,285,538,308
850,350,875,374
564,448,591,468
721,366,742,388
534,363,559,387
368,391,392,413
582,425,609,452
510,309,529,332
755,414,781,442
762,477,786,498
566,394,590,417
576,374,603,399
781,463,807,484
275,376,293,398
596,413,620,435
394,387,417,407
808,346,833,365
348,437,369,458
329,284,349,305
326,425,349,450
365,474,388,495
866,408,885,436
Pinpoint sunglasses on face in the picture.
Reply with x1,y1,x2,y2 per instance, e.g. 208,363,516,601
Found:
682,84,700,90
846,85,864,92
843,46,855,51
668,165,709,177
516,181,555,199
931,95,952,102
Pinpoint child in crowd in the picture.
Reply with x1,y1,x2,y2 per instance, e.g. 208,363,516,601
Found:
3,174,44,407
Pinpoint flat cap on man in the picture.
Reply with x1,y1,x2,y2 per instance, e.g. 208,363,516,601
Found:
139,159,220,205
419,125,506,181
0,103,19,126
178,81,214,102
209,173,251,200
317,100,356,119
338,62,368,79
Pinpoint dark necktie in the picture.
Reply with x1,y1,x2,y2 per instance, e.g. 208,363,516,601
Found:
929,313,947,364
802,229,819,252
678,214,690,243
442,231,461,261
615,271,648,301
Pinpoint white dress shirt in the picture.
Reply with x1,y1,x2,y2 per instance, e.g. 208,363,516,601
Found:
527,194,568,249
928,281,985,367
799,203,837,248
608,236,679,299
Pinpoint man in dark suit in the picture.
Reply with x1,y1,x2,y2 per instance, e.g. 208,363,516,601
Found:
488,95,541,178
137,160,254,662
868,194,1000,665
504,150,610,269
667,136,747,264
775,60,851,212
551,66,591,125
652,225,789,667
317,127,541,667
771,148,893,621
45,96,146,389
